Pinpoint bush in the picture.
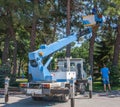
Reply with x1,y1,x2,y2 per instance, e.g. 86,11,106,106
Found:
109,65,120,86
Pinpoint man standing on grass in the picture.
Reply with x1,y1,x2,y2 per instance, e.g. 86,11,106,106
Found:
100,64,111,92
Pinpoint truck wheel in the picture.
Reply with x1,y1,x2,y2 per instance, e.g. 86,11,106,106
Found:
32,97,37,101
79,83,85,94
32,97,42,101
60,94,69,102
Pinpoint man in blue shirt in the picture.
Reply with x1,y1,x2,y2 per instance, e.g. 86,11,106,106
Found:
100,64,111,92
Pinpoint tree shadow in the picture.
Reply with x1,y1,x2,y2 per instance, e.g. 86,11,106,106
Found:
1,95,68,107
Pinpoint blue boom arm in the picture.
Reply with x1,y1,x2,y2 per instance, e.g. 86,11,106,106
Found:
28,11,103,82
28,33,79,82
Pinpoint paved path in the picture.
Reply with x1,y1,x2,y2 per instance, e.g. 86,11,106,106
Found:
0,91,120,107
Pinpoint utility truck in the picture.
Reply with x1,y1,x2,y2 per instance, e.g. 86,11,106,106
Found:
20,11,103,101
24,33,89,102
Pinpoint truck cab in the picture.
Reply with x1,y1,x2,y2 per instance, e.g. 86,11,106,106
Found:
51,58,87,82
50,58,88,95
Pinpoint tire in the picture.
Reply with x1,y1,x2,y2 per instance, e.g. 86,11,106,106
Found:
32,97,37,101
32,97,43,101
60,94,69,102
80,90,85,94
75,83,85,95
80,84,85,94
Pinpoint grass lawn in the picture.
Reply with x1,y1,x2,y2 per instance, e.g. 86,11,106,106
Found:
93,80,120,92
93,81,103,92
16,78,28,83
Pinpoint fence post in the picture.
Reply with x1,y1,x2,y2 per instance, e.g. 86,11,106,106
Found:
4,76,10,103
88,75,92,98
70,78,75,107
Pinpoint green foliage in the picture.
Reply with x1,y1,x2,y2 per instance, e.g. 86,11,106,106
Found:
104,0,120,16
54,51,66,58
9,81,20,87
109,65,120,86
94,28,115,66
0,64,11,88
71,41,89,61
93,81,103,92
23,71,28,78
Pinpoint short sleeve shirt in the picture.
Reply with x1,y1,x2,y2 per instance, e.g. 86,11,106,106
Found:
100,67,109,79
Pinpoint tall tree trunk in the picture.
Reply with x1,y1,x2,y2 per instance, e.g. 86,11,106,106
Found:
2,32,10,65
66,0,71,57
9,24,17,81
89,26,97,75
18,59,22,78
30,0,38,52
53,17,57,38
5,8,17,81
12,38,17,75
112,24,120,66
